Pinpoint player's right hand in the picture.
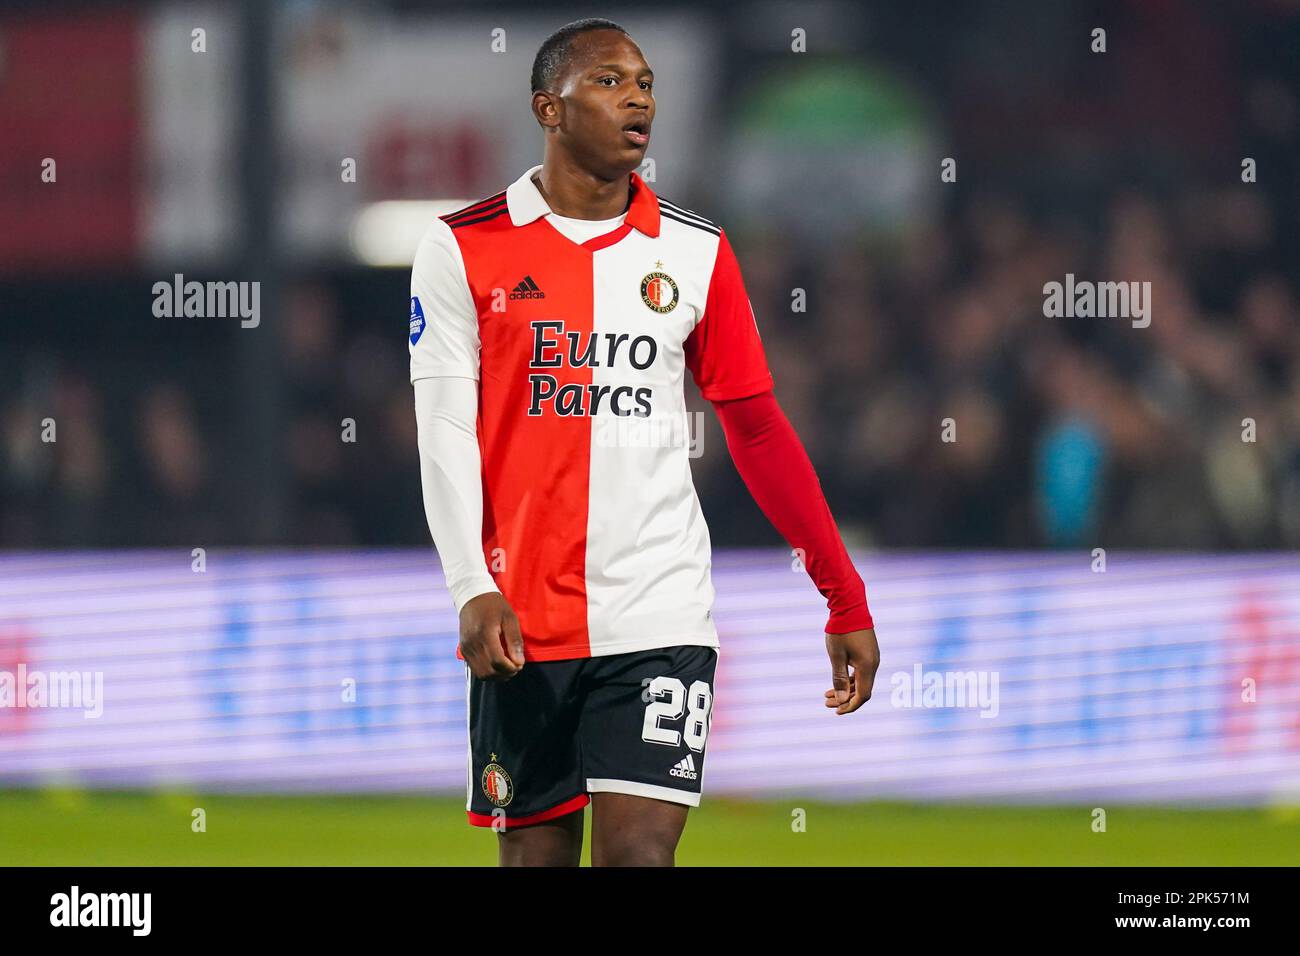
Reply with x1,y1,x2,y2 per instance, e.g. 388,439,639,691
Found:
459,592,525,680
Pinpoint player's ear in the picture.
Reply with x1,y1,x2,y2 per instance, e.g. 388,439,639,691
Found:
532,90,561,130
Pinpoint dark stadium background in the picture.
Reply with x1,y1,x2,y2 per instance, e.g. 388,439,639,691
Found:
1,0,1298,866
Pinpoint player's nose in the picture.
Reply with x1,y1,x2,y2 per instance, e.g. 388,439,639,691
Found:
623,105,651,129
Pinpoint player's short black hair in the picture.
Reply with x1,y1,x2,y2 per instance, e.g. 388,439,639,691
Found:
531,18,629,94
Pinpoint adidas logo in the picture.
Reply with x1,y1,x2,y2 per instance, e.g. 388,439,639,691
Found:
508,275,545,300
669,753,698,780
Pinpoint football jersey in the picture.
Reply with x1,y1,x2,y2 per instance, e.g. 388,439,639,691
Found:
410,164,774,660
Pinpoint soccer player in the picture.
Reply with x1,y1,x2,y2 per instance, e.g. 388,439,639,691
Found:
411,18,879,866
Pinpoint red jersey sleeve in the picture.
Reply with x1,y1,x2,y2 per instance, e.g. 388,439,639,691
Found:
714,391,874,635
685,229,775,402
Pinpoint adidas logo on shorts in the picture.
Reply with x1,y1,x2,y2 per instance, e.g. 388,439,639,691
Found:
669,753,698,781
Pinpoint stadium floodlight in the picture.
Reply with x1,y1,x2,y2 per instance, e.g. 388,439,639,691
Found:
350,200,473,267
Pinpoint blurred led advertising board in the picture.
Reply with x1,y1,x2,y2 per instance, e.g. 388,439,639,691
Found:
1,550,1297,803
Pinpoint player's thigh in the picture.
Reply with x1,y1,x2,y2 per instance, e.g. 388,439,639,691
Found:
467,659,588,852
497,806,585,867
589,792,688,866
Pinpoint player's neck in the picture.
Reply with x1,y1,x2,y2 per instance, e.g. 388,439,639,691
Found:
534,157,632,221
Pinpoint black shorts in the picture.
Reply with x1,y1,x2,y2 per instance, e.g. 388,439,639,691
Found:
465,643,718,829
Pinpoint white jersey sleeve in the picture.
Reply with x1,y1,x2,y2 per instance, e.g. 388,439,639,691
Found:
409,218,497,612
413,376,500,612
409,218,480,382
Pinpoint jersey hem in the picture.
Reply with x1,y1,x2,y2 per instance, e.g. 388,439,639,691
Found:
411,369,480,384
521,632,720,663
700,377,775,403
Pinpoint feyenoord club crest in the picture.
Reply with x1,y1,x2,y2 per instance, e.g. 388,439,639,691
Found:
640,266,679,314
481,754,513,807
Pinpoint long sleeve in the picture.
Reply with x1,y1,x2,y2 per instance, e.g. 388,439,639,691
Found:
413,376,499,612
409,216,496,612
713,390,873,634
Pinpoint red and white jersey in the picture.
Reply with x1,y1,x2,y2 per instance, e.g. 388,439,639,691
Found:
410,164,773,660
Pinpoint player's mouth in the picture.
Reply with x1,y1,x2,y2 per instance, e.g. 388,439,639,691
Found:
622,118,650,147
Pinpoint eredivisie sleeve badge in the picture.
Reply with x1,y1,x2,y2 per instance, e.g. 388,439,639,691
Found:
640,265,679,314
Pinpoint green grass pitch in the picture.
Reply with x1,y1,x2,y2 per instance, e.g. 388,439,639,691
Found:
2,790,1296,866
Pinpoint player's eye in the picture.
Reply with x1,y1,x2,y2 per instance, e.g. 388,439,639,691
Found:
640,81,653,91
598,76,618,86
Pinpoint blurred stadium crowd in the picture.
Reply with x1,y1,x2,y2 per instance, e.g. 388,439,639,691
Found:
6,184,1297,551
2,1,1298,551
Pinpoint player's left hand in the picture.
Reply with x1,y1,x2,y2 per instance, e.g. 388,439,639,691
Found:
823,628,880,715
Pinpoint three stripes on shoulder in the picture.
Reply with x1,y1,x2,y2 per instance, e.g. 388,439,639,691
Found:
658,199,720,237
